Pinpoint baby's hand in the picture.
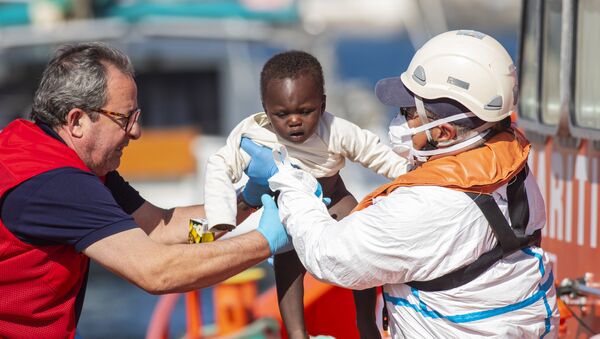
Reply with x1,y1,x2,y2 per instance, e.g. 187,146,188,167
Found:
213,230,229,240
210,224,235,232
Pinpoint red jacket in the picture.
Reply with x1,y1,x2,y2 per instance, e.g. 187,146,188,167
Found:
0,120,92,338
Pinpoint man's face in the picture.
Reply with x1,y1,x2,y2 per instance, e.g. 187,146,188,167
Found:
403,107,441,151
83,64,140,176
263,74,325,144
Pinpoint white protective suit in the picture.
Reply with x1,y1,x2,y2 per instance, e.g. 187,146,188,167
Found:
204,111,410,228
267,150,559,338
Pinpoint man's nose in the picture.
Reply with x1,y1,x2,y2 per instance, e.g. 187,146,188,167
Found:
127,121,142,140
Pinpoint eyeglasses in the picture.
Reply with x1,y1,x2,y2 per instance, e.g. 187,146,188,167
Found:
94,108,141,133
400,107,418,120
400,107,435,121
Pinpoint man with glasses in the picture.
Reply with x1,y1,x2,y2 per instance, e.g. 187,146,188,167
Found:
0,42,288,337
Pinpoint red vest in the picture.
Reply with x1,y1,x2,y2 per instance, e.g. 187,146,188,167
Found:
0,119,92,338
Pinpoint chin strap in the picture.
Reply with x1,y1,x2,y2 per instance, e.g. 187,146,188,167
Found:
411,122,494,160
408,96,496,162
414,96,433,142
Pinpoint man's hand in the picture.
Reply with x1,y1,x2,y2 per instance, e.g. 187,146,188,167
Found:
256,194,292,255
241,180,271,207
240,137,278,186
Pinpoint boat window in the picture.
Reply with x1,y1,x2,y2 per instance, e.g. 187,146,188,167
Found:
574,0,600,131
136,70,221,134
540,0,562,125
519,0,541,123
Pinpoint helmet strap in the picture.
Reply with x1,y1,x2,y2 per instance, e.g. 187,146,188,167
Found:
406,96,497,161
436,121,495,148
414,96,433,142
412,126,493,159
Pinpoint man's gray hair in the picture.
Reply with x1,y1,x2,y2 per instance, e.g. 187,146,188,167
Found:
30,42,134,127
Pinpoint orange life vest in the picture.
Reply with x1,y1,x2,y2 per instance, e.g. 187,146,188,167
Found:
354,128,531,212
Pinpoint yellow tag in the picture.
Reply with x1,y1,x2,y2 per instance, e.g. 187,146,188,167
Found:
201,231,215,243
188,218,213,244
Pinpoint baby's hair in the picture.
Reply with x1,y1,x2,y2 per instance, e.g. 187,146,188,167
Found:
260,50,324,100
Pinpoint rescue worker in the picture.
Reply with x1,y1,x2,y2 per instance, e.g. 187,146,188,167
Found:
241,30,560,337
0,42,289,337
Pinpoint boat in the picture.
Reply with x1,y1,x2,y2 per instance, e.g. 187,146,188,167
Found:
518,0,600,337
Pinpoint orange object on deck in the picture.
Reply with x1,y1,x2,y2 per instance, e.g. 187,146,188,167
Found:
557,298,571,337
119,127,199,180
254,274,360,339
215,267,265,336
185,291,202,339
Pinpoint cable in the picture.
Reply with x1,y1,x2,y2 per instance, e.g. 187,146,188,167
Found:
562,300,596,335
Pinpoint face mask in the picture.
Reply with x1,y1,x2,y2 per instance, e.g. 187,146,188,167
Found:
388,113,420,167
388,113,413,159
389,106,495,164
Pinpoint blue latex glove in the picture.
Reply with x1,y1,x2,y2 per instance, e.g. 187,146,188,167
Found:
240,137,278,186
313,182,331,206
241,180,272,207
256,194,292,254
241,137,331,207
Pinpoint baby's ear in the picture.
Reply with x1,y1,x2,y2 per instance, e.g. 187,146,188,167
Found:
321,94,327,112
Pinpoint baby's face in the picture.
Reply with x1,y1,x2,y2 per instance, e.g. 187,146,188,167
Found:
263,74,325,144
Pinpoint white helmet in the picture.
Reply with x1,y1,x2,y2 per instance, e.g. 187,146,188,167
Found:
376,30,517,122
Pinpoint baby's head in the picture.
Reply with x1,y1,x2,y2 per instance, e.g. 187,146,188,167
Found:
260,50,326,144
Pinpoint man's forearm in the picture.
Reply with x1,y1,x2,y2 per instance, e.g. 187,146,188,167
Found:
157,230,271,292
85,228,271,294
142,194,260,245
133,202,205,245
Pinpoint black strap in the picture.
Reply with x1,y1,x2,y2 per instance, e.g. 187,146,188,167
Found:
407,167,538,292
507,166,537,245
468,193,521,256
381,292,389,332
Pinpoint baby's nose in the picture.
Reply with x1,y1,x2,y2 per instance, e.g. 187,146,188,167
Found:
288,116,302,126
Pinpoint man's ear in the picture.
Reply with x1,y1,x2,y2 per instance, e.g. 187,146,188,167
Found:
65,108,87,138
436,123,456,142
321,94,327,112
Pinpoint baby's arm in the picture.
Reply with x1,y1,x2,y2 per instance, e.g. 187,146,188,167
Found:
331,116,410,180
204,132,249,231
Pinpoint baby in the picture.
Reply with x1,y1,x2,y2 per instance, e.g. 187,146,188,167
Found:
204,50,409,338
